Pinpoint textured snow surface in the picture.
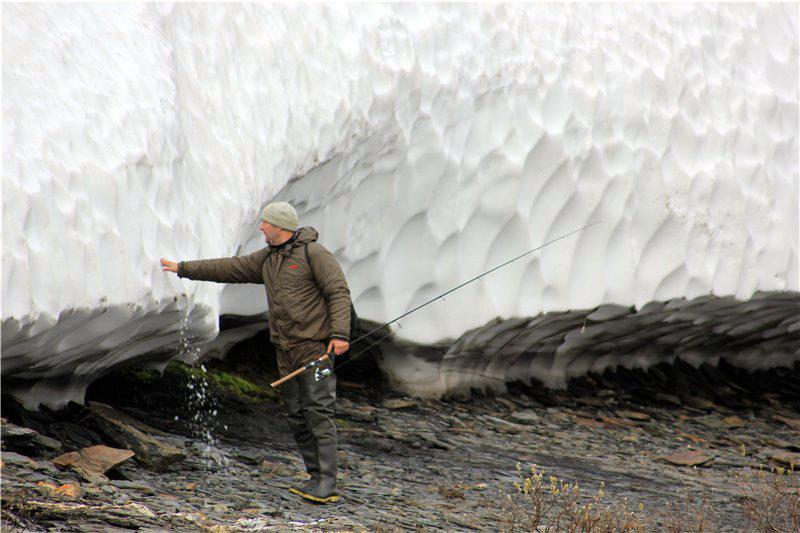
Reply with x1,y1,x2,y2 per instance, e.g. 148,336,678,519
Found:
3,4,798,406
377,291,800,398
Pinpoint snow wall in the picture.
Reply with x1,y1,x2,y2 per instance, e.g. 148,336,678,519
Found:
3,4,798,406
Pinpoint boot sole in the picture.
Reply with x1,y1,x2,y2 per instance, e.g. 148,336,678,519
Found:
293,489,340,503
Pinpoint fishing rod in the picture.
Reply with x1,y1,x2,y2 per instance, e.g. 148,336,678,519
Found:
270,220,602,388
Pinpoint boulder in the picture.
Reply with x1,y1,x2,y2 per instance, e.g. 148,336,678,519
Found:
661,449,715,467
2,451,40,468
772,414,800,431
1,418,62,454
509,410,540,424
52,445,134,484
86,402,185,471
769,451,800,468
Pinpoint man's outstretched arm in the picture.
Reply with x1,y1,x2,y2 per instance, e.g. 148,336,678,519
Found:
160,248,268,284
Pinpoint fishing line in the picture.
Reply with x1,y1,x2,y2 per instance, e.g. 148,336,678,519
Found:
333,220,603,375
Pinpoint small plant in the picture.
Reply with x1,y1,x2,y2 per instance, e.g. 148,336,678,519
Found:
657,481,719,533
498,463,650,532
736,450,799,533
497,452,800,532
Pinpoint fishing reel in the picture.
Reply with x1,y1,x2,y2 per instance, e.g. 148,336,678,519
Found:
314,366,333,381
313,352,335,382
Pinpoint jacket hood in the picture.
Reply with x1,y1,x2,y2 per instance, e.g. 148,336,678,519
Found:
268,226,318,256
294,226,319,244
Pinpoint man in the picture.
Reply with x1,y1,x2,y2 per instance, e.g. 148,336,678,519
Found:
161,201,350,504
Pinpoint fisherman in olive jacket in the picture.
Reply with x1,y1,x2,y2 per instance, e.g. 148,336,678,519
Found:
161,202,349,504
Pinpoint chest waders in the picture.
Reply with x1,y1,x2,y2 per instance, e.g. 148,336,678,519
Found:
281,342,339,503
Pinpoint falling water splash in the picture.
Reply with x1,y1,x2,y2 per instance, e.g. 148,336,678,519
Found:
177,310,230,468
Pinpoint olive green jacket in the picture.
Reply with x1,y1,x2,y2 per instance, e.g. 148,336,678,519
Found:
178,227,351,350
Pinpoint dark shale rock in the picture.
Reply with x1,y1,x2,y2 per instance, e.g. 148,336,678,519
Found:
2,451,40,468
86,402,185,472
4,378,798,532
2,419,64,457
1,420,38,451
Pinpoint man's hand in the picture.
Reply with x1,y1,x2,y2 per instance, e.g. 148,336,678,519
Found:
327,338,350,356
161,258,179,273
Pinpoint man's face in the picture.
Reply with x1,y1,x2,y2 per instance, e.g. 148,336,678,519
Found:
259,220,281,245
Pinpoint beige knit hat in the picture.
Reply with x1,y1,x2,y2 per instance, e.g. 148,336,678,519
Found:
260,202,299,231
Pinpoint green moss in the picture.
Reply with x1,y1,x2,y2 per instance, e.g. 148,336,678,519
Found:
207,370,278,402
164,360,203,379
122,360,279,403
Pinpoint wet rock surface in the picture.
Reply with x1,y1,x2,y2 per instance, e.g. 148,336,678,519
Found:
3,361,800,532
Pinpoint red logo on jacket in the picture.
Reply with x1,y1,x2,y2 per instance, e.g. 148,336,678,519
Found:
288,264,298,270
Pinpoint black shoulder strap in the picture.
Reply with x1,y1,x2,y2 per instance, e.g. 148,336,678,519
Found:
304,243,313,276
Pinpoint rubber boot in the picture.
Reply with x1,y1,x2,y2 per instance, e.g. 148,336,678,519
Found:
296,443,338,503
294,364,339,504
289,433,319,495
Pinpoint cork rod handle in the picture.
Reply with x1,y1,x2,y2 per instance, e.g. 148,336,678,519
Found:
270,353,330,388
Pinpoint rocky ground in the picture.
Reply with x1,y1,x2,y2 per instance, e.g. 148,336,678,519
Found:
2,346,799,532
